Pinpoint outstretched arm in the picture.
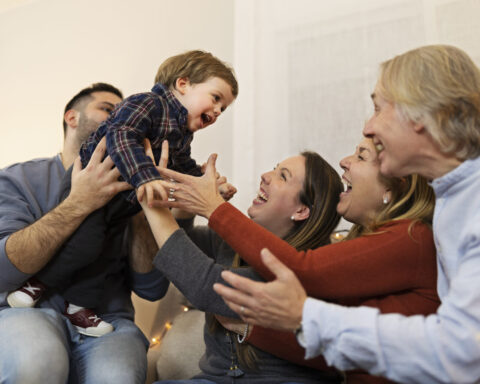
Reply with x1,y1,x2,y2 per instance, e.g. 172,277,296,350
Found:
150,152,226,218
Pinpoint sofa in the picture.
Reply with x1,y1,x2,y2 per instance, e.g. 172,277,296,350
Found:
133,284,206,383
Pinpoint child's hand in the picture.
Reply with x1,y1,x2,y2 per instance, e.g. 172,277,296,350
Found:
218,182,237,201
202,162,237,201
137,180,170,207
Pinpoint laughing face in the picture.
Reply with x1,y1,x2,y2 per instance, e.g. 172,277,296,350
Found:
362,85,421,178
247,155,309,238
173,76,235,132
337,138,390,226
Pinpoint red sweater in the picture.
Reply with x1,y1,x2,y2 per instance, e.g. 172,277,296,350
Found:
209,203,440,384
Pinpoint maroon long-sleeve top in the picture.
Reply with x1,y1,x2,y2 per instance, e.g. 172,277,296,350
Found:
209,203,440,384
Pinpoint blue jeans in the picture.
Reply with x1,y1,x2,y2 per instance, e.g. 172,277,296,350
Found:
0,307,149,384
155,380,302,384
155,381,216,384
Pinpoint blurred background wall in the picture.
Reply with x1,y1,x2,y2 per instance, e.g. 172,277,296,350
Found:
0,0,235,179
2,0,480,228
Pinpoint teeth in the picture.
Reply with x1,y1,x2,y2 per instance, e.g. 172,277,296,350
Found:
342,179,352,192
257,190,268,201
375,143,384,152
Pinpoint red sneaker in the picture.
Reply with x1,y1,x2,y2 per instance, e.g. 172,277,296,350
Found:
64,304,114,337
7,277,47,308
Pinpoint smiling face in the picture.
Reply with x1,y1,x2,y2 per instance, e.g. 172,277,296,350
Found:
247,155,309,238
362,85,422,178
173,76,235,132
337,138,390,226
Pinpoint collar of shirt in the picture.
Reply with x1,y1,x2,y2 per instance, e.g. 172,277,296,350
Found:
431,156,480,197
151,83,188,129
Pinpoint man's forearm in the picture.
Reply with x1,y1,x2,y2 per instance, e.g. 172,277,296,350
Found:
5,197,91,274
128,212,158,273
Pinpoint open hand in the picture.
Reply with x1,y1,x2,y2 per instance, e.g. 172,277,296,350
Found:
213,248,307,332
69,137,132,213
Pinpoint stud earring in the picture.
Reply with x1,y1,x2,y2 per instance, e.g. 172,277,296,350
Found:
383,195,389,205
291,215,295,221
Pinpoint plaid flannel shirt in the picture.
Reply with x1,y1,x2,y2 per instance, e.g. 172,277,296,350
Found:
80,83,202,202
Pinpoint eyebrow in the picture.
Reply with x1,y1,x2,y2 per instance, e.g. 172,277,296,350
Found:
98,102,116,108
280,167,293,178
358,146,371,156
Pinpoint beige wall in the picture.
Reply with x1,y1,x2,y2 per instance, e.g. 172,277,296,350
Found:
0,0,234,346
0,0,235,180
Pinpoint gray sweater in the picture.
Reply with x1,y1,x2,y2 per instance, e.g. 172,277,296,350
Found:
154,220,341,384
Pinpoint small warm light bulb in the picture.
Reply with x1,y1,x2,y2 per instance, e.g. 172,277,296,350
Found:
151,337,157,343
165,322,172,330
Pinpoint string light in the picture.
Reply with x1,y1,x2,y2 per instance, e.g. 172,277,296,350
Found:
330,229,349,243
148,306,195,348
149,321,173,348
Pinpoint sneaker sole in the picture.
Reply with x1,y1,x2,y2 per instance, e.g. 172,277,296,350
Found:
74,324,114,338
6,294,37,308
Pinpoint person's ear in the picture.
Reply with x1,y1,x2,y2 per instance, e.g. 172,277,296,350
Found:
412,120,425,133
292,205,310,221
64,109,79,129
174,77,190,95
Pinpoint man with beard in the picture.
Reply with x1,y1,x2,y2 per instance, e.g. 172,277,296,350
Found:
0,83,169,383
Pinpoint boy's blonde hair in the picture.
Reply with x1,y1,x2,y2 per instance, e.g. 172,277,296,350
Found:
154,50,238,98
377,45,480,160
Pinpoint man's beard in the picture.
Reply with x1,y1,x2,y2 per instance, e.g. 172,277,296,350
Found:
76,114,100,146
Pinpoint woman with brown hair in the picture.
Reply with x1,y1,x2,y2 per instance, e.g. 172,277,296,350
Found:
145,136,439,383
147,150,344,384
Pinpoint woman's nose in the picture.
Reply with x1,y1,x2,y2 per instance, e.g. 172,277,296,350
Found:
261,171,272,184
339,156,350,171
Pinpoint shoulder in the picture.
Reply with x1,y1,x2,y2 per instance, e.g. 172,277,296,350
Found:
377,219,434,248
114,88,167,112
0,156,60,181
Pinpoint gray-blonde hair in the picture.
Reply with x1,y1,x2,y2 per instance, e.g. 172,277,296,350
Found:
377,45,480,160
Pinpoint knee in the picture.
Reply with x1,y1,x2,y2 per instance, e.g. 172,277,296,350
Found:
0,309,69,383
9,348,69,384
92,363,146,384
82,324,147,383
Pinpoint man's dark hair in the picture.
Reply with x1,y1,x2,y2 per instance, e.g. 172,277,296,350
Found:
62,83,123,134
